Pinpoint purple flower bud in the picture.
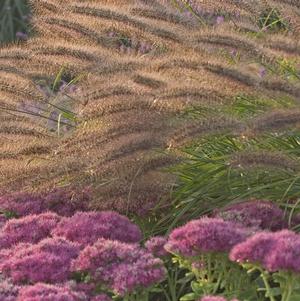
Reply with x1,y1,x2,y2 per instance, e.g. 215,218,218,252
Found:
230,49,238,57
216,16,225,25
15,32,28,41
259,67,267,78
108,31,116,38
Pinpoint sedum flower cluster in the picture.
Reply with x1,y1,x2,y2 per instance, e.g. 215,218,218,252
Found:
0,207,164,300
165,200,300,301
72,238,166,296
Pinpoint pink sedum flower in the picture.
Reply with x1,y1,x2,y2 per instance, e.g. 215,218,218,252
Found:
52,211,142,246
200,297,239,301
0,278,19,301
214,200,287,231
230,230,300,273
0,213,61,249
71,238,166,296
90,294,112,301
17,283,87,301
1,237,80,284
165,217,249,257
0,188,91,218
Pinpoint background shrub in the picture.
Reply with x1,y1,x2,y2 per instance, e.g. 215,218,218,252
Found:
0,0,30,44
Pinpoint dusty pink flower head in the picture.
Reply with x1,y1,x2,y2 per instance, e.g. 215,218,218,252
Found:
71,238,166,296
230,230,300,272
145,236,168,257
165,217,248,257
91,295,112,301
1,237,80,284
0,243,32,270
17,283,87,301
0,278,19,301
200,297,226,301
0,192,44,217
0,188,90,218
0,212,61,249
214,200,287,231
263,231,300,272
52,211,142,245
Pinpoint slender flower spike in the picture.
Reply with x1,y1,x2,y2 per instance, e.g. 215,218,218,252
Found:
165,217,249,257
51,211,142,245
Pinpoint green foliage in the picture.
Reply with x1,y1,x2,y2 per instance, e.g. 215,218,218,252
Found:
257,7,288,32
164,132,300,231
0,0,30,43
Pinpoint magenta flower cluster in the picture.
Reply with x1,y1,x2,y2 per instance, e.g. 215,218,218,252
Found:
0,212,61,249
200,297,239,301
1,237,80,284
214,200,287,231
71,238,166,296
0,187,91,218
230,230,300,273
165,217,249,257
145,236,168,257
0,278,19,301
0,207,165,299
51,211,142,246
17,283,87,301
